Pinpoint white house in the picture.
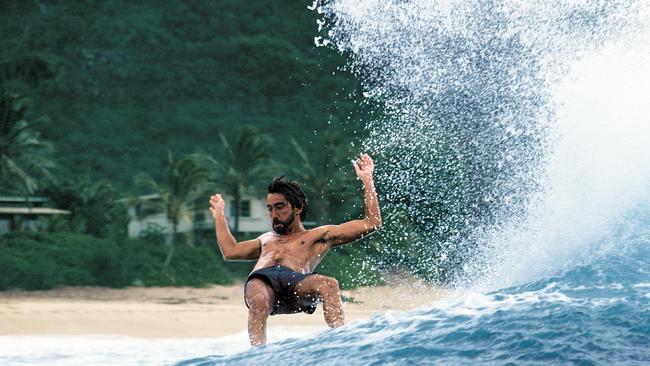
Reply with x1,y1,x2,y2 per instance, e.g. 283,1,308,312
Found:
0,196,70,234
126,194,271,238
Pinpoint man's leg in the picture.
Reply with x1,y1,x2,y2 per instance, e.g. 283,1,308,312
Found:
245,278,275,346
293,275,344,328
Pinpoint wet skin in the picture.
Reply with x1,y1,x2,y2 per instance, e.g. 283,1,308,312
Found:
210,153,382,346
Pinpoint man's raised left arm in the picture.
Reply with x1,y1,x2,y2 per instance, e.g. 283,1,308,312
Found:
320,153,382,246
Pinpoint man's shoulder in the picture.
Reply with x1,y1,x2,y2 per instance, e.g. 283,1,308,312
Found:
255,231,278,243
258,231,275,239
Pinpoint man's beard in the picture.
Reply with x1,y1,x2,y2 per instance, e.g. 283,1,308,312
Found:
272,214,295,234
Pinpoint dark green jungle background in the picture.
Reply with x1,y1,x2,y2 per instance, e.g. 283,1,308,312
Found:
0,1,389,289
2,1,374,187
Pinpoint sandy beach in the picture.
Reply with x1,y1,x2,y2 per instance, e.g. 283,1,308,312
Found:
0,283,446,338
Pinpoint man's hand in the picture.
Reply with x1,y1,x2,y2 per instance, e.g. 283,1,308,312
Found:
353,153,375,183
209,194,226,219
210,193,261,261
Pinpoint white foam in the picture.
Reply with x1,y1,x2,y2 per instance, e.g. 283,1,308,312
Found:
0,327,323,366
479,39,650,290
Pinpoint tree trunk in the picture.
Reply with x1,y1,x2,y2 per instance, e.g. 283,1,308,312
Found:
234,191,241,235
164,220,177,267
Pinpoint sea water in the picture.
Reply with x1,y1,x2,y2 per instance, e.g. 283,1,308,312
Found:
177,222,650,365
0,328,322,365
2,229,648,365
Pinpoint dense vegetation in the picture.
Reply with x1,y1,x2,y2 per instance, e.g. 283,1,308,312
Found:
0,1,385,290
1,1,376,188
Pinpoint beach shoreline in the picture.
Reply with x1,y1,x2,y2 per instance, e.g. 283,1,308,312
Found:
0,283,446,338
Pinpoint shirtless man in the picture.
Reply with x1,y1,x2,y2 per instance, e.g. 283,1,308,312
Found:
209,153,382,346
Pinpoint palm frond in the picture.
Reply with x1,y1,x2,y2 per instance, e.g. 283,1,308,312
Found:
135,173,162,194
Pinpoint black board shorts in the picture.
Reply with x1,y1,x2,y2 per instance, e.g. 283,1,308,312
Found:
244,265,319,315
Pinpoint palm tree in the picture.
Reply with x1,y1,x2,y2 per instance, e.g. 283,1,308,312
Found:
44,177,130,239
135,150,209,266
0,92,54,196
207,126,273,234
0,52,57,196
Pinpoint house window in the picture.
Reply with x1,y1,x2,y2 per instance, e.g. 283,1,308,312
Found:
22,217,40,231
0,218,9,234
230,200,251,217
240,200,251,217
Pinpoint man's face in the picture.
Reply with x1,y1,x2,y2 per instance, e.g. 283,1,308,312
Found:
267,193,299,234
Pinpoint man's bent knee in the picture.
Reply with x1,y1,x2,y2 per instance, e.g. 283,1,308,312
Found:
317,276,344,328
248,293,272,314
318,277,340,296
246,278,274,313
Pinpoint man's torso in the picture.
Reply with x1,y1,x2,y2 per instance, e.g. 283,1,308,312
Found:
252,228,329,274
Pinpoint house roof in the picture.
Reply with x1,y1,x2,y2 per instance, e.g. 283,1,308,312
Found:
0,196,48,203
0,207,71,215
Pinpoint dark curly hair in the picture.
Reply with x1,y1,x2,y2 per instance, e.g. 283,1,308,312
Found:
267,175,308,221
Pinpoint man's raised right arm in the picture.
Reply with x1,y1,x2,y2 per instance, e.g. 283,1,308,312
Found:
209,194,261,261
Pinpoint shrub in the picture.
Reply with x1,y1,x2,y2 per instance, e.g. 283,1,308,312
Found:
0,232,241,290
0,232,120,289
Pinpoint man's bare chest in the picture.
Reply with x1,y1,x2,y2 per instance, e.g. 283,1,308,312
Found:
262,236,311,252
259,232,326,255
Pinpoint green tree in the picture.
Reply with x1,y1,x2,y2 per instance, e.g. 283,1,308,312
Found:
0,55,57,87
43,177,130,240
207,126,273,234
134,151,209,266
0,52,57,196
0,92,54,196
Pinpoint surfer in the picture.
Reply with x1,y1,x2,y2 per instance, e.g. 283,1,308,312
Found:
209,153,382,346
